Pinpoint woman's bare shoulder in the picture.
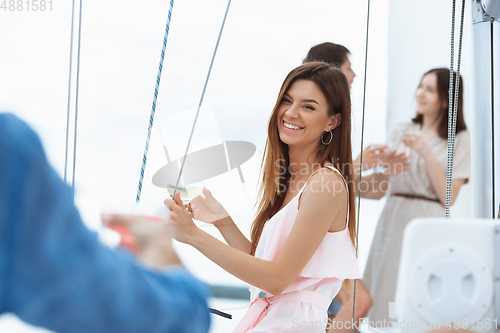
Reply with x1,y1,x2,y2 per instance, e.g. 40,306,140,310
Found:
304,165,346,198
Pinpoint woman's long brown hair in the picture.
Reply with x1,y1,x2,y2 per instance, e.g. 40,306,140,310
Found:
250,62,357,260
412,68,467,137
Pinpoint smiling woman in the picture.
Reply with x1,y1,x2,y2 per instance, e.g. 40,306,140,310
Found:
164,62,361,333
277,79,340,149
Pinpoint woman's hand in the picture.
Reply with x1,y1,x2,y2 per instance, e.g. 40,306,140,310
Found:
382,150,411,176
401,132,432,159
356,145,389,172
164,191,201,245
188,187,229,223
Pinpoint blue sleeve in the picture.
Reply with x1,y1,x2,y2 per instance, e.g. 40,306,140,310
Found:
0,113,210,333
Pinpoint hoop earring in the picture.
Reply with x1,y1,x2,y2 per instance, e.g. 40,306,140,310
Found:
321,130,333,145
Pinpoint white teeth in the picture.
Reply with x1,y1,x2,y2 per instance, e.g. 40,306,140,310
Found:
284,121,302,130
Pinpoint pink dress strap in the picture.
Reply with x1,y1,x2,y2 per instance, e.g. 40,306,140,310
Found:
296,166,327,197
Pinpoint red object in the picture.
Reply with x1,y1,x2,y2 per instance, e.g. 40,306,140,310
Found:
108,225,139,254
107,216,162,254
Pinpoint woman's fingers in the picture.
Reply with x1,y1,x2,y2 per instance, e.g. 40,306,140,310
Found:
402,137,420,148
164,198,179,211
401,138,410,146
174,191,184,207
202,187,213,199
165,198,194,222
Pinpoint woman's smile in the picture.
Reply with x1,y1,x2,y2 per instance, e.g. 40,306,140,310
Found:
282,120,304,131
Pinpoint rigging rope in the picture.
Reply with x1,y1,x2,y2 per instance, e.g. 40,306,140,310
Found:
136,0,175,202
72,0,84,189
64,0,76,184
445,0,466,218
134,0,233,318
172,0,232,196
64,0,83,189
352,0,371,330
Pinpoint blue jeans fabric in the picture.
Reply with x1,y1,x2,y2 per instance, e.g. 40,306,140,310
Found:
328,299,342,315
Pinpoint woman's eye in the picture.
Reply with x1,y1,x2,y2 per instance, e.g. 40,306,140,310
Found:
303,104,315,111
282,97,292,104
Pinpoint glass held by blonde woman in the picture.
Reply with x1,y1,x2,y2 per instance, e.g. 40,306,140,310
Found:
164,62,361,333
